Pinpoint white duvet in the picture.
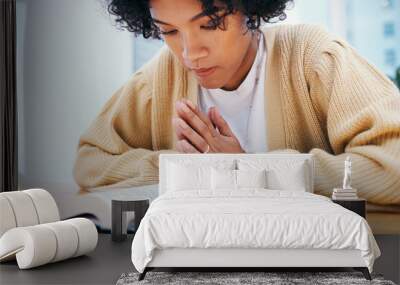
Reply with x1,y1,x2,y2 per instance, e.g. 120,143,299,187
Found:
131,189,380,273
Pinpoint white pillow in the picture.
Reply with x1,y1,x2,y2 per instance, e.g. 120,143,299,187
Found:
267,165,307,191
167,162,211,191
236,169,267,188
211,168,268,190
237,159,309,192
211,168,236,190
166,159,236,192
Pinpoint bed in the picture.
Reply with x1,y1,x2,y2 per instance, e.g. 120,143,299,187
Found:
130,153,381,281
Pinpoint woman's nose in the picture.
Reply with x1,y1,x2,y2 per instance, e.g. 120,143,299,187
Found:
181,34,208,67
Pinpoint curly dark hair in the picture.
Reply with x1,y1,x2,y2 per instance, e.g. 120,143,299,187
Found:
107,0,293,39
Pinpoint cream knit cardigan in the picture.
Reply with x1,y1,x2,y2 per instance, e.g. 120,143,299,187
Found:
73,24,400,205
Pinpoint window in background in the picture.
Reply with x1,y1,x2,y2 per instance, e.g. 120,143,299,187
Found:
285,0,400,79
385,49,397,66
384,22,395,37
382,0,395,8
132,0,400,80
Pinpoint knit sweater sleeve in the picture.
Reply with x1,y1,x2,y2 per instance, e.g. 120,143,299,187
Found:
73,70,179,190
305,26,400,205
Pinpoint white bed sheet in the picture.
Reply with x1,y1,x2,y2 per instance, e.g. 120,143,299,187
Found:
131,189,380,273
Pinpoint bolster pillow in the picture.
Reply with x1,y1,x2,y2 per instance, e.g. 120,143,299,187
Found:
0,218,98,269
0,189,60,237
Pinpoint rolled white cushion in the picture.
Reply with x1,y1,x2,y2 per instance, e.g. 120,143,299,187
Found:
0,192,39,227
24,189,60,223
0,218,98,269
42,222,79,262
0,189,60,239
0,196,17,237
0,225,57,268
64,218,98,257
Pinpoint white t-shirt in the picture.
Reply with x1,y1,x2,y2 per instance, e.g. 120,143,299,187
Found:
198,32,268,153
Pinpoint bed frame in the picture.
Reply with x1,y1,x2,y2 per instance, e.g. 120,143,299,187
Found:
140,248,371,280
138,153,372,281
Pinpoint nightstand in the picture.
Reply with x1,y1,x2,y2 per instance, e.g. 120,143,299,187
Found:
332,198,366,218
111,199,150,241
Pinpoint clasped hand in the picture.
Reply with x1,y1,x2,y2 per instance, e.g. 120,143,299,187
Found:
172,99,245,153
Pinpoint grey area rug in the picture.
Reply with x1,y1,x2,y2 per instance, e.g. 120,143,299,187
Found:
116,271,396,285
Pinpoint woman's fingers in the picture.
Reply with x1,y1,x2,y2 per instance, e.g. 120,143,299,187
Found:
210,107,234,137
207,108,217,130
172,103,244,153
184,99,219,138
172,117,210,153
176,139,201,153
172,117,186,141
175,100,219,141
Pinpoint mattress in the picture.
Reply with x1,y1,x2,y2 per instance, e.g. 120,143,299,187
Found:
131,189,381,273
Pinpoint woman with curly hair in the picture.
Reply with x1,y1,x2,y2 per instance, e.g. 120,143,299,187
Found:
73,0,400,205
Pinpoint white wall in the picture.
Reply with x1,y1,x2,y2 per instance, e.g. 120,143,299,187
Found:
16,0,134,191
133,35,164,70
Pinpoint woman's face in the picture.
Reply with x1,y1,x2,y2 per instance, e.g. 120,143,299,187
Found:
149,0,257,90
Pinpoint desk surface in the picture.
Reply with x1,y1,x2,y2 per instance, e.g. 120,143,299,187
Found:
0,234,134,285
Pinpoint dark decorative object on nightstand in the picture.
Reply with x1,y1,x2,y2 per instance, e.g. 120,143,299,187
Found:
112,199,149,242
332,198,366,218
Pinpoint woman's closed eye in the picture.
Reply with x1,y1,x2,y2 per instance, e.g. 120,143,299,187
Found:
159,29,178,35
159,19,222,36
201,19,221,30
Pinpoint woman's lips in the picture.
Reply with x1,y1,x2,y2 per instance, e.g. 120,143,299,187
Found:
193,66,217,77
